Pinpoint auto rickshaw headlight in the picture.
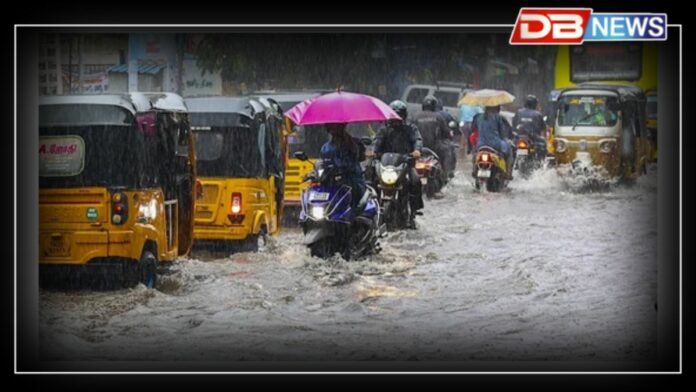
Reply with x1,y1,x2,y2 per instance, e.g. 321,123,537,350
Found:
600,140,615,154
555,139,567,153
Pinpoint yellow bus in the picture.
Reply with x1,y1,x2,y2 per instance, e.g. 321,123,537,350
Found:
554,42,657,91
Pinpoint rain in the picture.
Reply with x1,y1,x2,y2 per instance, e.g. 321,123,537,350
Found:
37,33,658,362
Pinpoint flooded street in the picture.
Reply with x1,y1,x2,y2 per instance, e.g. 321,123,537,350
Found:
39,160,658,362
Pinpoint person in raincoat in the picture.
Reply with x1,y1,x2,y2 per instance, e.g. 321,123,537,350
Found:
413,95,454,179
373,100,425,225
512,94,547,155
320,123,367,211
460,102,484,155
473,105,514,176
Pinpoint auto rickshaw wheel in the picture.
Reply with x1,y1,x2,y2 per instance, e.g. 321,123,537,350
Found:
138,250,158,289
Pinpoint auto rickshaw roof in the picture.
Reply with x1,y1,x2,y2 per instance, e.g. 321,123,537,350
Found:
136,92,188,112
253,91,327,111
39,93,188,114
562,83,646,102
39,94,144,114
185,96,269,119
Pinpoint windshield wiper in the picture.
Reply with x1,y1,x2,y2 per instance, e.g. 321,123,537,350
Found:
571,112,596,131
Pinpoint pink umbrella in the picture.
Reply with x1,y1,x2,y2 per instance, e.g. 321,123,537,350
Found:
284,91,401,125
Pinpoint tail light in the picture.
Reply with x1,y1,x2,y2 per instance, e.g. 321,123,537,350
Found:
415,161,427,170
195,179,204,200
111,192,128,225
231,192,242,214
481,153,490,162
517,140,528,149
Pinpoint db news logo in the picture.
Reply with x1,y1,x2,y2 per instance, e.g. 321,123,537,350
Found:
510,8,667,44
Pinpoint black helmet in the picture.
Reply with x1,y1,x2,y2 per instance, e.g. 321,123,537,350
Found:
422,95,438,111
525,94,538,109
389,100,408,120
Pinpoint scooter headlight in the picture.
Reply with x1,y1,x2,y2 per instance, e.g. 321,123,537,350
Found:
380,168,399,185
555,139,567,153
311,205,326,220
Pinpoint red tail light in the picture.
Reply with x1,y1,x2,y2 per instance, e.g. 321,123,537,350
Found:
231,192,242,214
517,140,528,149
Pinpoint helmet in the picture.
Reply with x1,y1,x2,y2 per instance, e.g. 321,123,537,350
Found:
525,94,538,109
389,100,408,120
422,95,438,111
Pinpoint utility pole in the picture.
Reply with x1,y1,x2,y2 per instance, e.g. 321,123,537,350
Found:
128,34,138,92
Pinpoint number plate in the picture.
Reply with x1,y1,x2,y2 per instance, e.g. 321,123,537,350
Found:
517,149,528,156
420,177,428,185
46,236,70,257
478,169,491,178
309,191,330,201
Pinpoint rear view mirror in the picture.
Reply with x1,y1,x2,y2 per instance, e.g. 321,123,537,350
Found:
294,151,308,161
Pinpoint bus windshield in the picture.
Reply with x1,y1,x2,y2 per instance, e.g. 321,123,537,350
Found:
570,43,642,82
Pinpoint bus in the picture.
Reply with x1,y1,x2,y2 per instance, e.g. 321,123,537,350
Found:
554,42,657,92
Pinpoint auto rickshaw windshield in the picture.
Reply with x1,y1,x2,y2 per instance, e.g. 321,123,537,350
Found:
557,95,619,127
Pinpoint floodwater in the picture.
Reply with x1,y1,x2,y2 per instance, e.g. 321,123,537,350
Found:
39,160,658,362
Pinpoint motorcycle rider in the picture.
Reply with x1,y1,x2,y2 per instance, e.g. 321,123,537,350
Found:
436,98,459,174
512,94,547,156
473,105,515,177
414,95,454,182
373,100,426,227
320,123,367,213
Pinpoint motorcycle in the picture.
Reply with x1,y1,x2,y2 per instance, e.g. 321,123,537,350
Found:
474,145,511,192
514,125,547,178
415,147,445,199
295,151,383,260
374,152,415,231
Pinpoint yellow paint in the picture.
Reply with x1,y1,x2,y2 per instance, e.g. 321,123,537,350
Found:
193,177,280,242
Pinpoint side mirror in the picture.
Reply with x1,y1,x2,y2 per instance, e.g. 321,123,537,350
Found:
361,137,373,146
294,151,308,161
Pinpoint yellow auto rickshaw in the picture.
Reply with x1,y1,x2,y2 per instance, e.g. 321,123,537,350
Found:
186,96,286,251
553,84,650,180
253,91,327,208
39,93,197,289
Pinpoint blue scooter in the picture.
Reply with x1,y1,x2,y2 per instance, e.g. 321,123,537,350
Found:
294,151,383,260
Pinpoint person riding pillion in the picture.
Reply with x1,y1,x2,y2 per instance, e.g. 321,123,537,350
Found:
373,100,425,226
